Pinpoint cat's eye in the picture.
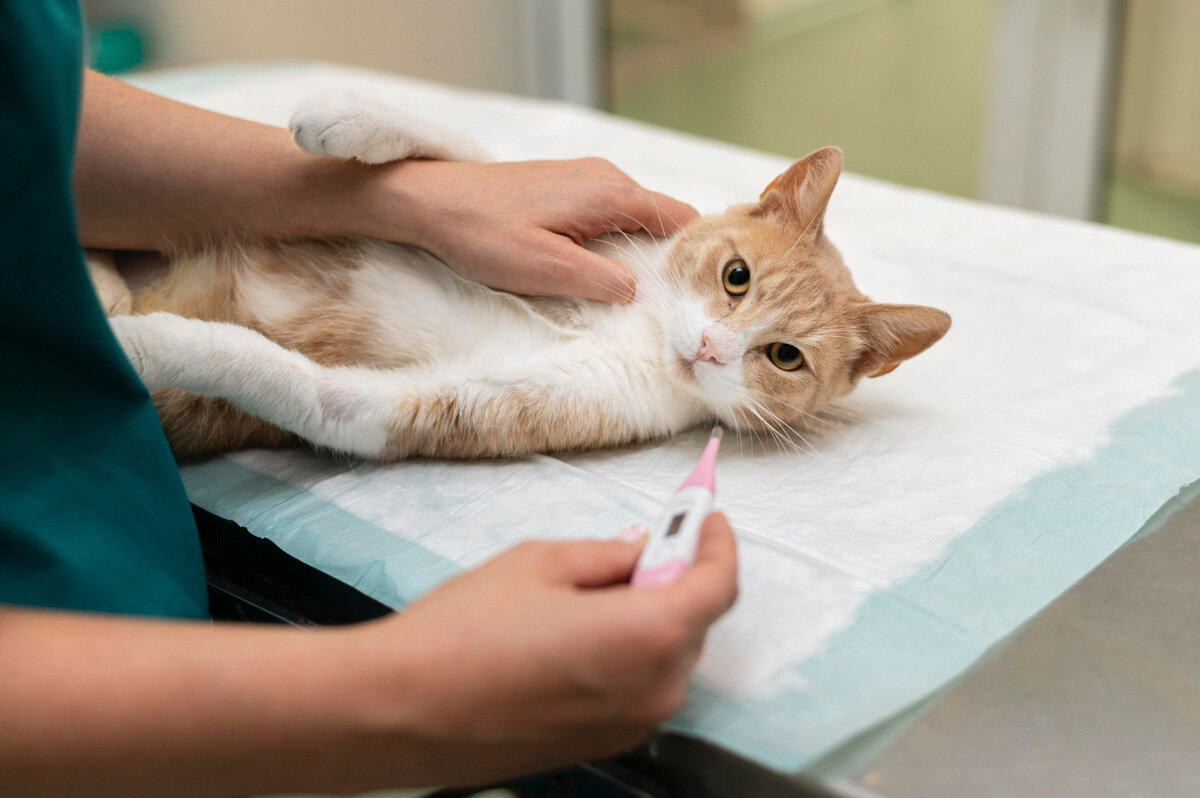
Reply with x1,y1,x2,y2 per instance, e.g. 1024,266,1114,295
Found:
722,259,751,296
768,342,804,371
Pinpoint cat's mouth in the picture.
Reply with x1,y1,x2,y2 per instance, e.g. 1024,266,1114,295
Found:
675,355,701,383
677,355,723,387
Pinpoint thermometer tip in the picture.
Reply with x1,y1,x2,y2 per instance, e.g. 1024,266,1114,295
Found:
710,423,724,441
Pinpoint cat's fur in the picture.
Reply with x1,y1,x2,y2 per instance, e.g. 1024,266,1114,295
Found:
98,94,951,462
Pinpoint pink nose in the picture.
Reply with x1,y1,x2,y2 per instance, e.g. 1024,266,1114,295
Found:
695,334,720,364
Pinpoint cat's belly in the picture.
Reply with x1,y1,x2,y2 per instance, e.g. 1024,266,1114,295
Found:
223,240,690,424
344,241,668,370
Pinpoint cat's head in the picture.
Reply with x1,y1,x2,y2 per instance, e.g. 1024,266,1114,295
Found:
657,146,951,432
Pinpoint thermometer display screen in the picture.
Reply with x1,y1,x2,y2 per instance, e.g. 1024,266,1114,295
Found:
665,513,686,538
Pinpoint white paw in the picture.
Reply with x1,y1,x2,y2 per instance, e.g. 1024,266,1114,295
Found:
289,92,488,165
107,314,147,375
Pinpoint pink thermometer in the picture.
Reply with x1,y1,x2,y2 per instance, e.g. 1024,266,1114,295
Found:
631,424,723,588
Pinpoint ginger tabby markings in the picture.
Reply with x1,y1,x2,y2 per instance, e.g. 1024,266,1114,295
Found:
93,94,950,462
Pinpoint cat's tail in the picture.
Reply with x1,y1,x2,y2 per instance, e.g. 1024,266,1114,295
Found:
289,91,489,165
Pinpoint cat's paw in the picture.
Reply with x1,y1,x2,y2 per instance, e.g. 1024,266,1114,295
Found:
289,92,488,165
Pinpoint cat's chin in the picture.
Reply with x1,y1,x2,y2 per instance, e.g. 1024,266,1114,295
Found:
673,358,735,412
671,354,698,382
674,356,721,395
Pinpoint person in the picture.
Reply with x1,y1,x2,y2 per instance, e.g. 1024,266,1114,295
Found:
0,3,739,796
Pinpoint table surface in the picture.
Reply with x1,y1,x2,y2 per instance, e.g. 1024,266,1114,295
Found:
807,485,1200,797
199,484,1200,798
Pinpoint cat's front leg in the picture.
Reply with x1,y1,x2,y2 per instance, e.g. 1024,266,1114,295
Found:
289,92,488,165
376,353,706,460
111,313,705,460
110,313,393,458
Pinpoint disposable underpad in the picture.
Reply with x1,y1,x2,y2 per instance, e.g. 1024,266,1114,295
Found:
135,64,1200,772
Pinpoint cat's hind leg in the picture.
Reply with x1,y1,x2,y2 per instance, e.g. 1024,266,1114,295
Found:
289,92,488,165
111,312,397,459
151,389,297,461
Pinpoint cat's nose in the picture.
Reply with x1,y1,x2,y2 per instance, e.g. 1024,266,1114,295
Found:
695,334,721,364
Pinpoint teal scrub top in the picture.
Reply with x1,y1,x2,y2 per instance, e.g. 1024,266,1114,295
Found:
0,2,209,618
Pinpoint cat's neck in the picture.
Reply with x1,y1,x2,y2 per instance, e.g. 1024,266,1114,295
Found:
585,231,674,310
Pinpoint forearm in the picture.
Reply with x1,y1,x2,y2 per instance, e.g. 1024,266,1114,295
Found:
72,71,393,249
0,606,432,797
0,524,738,795
72,72,699,301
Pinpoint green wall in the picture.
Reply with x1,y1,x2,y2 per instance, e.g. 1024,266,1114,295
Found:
610,0,995,199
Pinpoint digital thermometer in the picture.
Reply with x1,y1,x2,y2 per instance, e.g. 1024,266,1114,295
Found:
631,425,722,588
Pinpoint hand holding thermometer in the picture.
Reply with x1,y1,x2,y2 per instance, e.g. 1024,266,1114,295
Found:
631,424,722,588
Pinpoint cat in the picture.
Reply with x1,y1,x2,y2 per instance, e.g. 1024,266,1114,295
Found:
98,93,951,462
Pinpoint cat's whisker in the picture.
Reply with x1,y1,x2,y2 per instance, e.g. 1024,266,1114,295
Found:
738,400,794,457
591,228,681,309
742,402,797,457
757,411,808,458
606,230,675,292
752,393,842,430
743,396,815,458
739,409,770,455
649,196,672,241
614,193,684,238
769,410,831,453
819,406,872,427
726,406,759,452
601,207,679,240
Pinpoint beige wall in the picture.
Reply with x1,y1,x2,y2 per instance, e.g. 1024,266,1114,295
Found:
87,0,530,94
1113,0,1200,195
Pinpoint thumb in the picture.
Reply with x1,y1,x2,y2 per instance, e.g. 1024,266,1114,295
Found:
668,512,739,624
543,534,646,589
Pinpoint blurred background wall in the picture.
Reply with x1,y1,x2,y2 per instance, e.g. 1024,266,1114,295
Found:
608,0,992,202
1108,0,1200,244
83,0,1200,245
84,0,530,93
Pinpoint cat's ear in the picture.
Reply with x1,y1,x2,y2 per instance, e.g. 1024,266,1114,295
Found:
758,146,844,235
854,303,951,378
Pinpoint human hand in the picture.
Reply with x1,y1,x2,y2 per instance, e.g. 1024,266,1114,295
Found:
348,513,737,786
362,158,700,303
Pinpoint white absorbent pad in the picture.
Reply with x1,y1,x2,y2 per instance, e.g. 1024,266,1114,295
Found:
133,64,1200,772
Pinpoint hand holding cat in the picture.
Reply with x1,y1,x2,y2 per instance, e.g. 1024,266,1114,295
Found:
365,157,700,303
75,72,694,307
342,512,738,784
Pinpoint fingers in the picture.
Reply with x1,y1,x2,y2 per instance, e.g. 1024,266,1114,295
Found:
574,157,699,236
516,537,646,589
535,233,638,304
617,189,700,237
665,513,739,625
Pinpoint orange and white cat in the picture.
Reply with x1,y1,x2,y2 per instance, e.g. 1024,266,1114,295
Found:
102,94,951,461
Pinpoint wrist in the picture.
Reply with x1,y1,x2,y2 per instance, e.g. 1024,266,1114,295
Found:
314,618,448,789
273,149,384,241
347,159,459,253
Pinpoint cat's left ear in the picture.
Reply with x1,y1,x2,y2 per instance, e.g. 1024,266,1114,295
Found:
758,146,844,235
854,303,952,378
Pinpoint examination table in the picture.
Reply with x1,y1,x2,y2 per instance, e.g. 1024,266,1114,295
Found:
124,63,1200,797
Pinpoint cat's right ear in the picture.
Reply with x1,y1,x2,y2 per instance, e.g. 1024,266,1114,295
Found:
853,303,952,379
757,146,844,236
